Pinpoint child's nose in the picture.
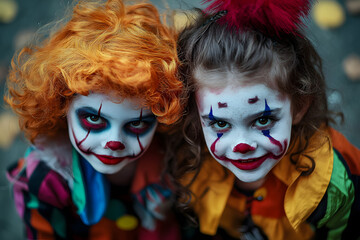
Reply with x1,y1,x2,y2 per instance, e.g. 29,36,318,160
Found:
105,141,125,151
233,143,255,154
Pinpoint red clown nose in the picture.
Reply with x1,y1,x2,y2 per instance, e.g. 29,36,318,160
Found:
233,143,255,154
105,141,125,151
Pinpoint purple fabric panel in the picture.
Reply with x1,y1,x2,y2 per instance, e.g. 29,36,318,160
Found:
26,153,40,177
26,225,35,239
6,169,28,191
6,166,29,218
37,170,71,209
12,183,26,218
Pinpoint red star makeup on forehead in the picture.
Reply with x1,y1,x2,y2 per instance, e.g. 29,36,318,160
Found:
218,102,228,108
248,96,259,104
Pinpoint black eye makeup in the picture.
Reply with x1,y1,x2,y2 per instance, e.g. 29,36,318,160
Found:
76,107,108,131
125,115,157,135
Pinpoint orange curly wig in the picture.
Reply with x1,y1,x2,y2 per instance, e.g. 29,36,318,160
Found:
5,0,183,143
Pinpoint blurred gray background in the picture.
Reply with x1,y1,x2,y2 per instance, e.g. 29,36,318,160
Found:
0,0,359,239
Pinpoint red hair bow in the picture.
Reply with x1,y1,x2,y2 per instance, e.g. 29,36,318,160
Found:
202,0,312,36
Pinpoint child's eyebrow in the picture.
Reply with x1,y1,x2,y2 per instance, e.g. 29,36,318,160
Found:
76,106,115,120
200,114,231,122
76,106,103,115
130,114,156,121
200,108,282,121
76,106,155,120
247,108,281,120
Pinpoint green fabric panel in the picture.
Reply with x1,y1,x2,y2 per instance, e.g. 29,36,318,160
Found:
51,208,66,238
26,193,39,209
104,199,126,221
317,151,354,239
24,147,33,158
71,148,86,214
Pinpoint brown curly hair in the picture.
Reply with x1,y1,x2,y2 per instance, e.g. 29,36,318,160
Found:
5,0,183,143
171,10,339,210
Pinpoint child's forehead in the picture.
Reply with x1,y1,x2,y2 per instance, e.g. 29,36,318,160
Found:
196,85,291,117
193,67,278,90
197,84,276,99
195,81,290,110
71,93,146,111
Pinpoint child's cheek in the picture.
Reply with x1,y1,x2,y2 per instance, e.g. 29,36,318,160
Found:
260,133,289,157
214,139,227,156
207,132,228,156
201,127,213,142
268,130,291,154
202,128,217,150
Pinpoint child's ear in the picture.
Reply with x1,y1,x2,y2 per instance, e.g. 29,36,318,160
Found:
292,97,311,125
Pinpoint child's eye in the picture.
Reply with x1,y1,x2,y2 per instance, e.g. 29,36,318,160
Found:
253,116,277,129
257,117,270,126
130,120,146,128
210,120,231,132
126,121,150,134
80,115,107,130
216,121,228,128
87,115,101,124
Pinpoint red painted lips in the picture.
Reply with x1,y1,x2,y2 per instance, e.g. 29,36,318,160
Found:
92,149,144,165
227,153,275,170
92,153,129,165
215,140,288,171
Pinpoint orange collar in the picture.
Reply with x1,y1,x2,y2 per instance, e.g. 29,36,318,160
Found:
184,129,333,234
272,129,333,230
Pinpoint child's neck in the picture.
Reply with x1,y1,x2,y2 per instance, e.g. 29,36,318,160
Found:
235,177,266,192
105,160,137,186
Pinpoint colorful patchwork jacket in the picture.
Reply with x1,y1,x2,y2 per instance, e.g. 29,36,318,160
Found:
183,128,360,240
7,138,180,240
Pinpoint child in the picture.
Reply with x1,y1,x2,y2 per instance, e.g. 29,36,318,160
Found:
175,0,360,239
5,0,184,239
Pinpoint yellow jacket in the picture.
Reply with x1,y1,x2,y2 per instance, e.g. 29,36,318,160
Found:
183,128,358,239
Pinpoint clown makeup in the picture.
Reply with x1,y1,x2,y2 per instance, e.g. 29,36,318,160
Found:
196,79,293,183
67,93,157,174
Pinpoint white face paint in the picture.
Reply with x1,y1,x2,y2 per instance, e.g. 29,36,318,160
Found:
67,93,157,174
196,82,293,183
